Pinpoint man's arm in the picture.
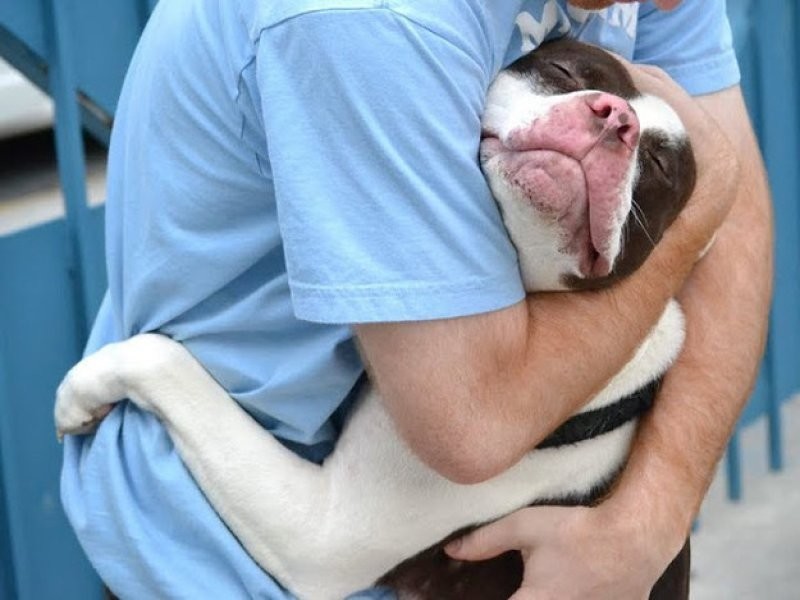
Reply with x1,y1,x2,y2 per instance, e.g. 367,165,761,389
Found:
605,82,773,554
356,89,738,484
444,83,772,598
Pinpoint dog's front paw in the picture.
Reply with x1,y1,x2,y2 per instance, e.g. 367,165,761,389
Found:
54,377,113,440
54,346,126,441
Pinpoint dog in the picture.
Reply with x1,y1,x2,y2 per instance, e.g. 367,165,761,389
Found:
55,39,696,600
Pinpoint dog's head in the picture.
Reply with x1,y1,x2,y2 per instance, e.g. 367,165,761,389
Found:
481,39,696,291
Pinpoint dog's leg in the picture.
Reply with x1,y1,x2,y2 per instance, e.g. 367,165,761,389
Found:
55,334,363,598
55,335,552,598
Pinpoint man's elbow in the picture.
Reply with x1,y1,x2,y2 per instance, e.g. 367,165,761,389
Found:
395,406,534,485
421,440,514,485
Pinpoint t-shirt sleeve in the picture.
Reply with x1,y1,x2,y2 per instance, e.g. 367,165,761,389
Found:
633,0,741,96
256,8,524,325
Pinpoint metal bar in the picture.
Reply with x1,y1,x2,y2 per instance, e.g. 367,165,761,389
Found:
0,23,113,149
767,391,784,472
726,429,743,502
764,333,784,472
0,344,19,600
137,0,158,29
757,2,800,402
42,0,95,342
756,0,800,472
0,22,47,92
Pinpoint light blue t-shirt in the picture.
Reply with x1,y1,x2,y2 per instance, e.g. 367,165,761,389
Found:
61,1,739,597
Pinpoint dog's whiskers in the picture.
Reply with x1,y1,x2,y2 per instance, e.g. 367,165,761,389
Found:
630,200,656,248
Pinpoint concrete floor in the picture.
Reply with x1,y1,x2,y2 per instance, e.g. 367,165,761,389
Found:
1,130,798,599
691,396,800,599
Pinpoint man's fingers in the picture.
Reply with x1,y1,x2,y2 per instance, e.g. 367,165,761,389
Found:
631,64,670,84
652,0,681,10
626,65,682,100
445,509,542,561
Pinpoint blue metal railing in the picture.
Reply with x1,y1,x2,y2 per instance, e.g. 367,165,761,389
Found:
724,0,800,499
0,3,146,597
0,0,796,597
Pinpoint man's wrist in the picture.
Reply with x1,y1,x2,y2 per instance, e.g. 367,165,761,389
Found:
600,465,694,563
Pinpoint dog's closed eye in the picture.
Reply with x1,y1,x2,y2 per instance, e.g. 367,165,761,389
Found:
548,61,580,89
646,149,668,176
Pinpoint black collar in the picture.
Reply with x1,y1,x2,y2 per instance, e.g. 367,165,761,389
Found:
536,377,662,450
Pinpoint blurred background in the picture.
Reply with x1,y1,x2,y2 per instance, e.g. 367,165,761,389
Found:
0,1,797,599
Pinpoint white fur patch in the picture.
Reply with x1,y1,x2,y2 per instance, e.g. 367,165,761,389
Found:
630,94,686,141
487,167,580,290
55,299,684,599
483,72,603,145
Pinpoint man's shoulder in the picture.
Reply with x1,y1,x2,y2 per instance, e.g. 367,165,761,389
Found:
244,0,383,28
238,0,494,45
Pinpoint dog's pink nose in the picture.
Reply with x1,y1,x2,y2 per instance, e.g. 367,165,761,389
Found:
585,93,640,151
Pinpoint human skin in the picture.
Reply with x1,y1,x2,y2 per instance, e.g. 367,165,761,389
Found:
569,0,682,10
445,71,773,598
355,71,738,484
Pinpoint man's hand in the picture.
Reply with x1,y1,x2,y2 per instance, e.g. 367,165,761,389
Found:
445,500,675,600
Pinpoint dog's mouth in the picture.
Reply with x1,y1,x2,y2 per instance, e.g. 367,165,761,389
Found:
481,133,614,279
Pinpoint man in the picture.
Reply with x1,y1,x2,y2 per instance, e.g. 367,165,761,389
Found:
61,0,771,598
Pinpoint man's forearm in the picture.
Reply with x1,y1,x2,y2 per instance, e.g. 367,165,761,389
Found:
360,150,736,484
359,74,739,484
609,96,772,550
360,225,708,484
